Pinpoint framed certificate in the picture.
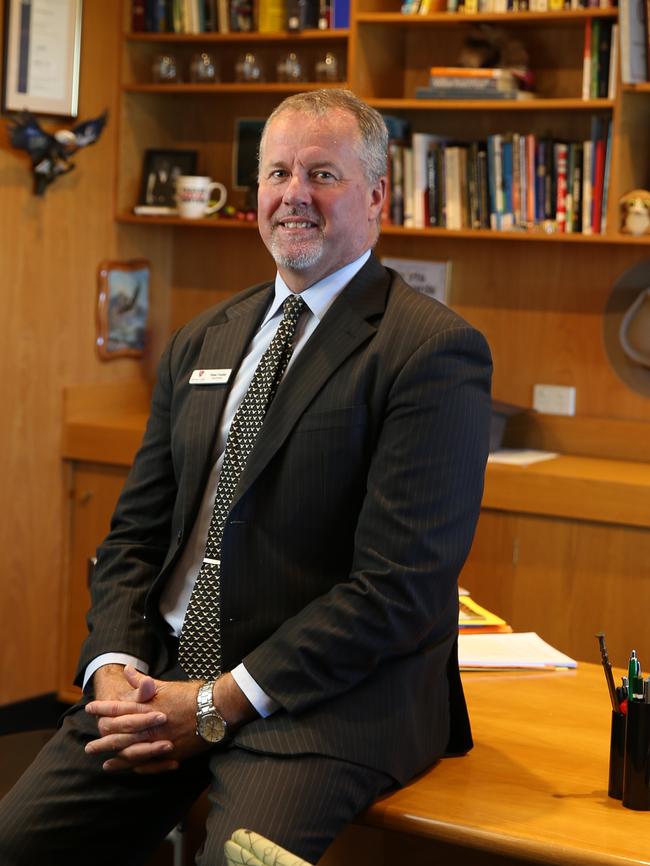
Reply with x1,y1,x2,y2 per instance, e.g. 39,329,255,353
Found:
2,0,83,117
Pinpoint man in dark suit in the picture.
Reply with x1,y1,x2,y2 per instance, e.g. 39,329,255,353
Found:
0,89,491,865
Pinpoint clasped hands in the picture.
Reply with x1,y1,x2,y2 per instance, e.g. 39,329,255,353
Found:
85,664,208,774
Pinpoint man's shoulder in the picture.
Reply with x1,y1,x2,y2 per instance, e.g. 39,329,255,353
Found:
383,267,477,338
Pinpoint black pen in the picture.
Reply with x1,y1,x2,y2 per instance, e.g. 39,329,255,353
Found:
596,633,620,713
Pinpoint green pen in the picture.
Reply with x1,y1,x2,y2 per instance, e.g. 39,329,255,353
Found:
628,650,642,701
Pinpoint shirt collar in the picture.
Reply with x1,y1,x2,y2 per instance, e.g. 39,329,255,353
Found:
262,250,372,327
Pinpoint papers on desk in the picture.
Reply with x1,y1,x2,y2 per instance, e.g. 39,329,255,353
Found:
459,632,577,671
487,449,558,466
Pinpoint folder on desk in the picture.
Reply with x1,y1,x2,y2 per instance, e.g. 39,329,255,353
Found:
458,632,577,670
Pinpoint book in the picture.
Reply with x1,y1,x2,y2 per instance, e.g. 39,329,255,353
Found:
458,595,511,634
619,0,648,83
582,19,592,98
132,0,147,30
600,121,613,232
444,146,463,230
608,23,619,98
582,138,593,234
596,21,612,98
402,145,414,228
415,87,530,101
458,632,578,670
258,0,287,30
429,66,516,79
412,133,438,228
332,0,350,27
380,256,451,304
427,76,518,92
554,142,568,233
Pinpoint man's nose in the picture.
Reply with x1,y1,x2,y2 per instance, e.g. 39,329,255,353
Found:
282,173,311,206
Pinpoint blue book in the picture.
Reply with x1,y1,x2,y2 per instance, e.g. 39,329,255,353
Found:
332,0,349,28
486,135,498,230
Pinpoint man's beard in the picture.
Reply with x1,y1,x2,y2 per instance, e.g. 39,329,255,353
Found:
268,227,324,271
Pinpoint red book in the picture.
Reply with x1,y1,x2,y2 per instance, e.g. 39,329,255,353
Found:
591,138,605,235
131,0,146,31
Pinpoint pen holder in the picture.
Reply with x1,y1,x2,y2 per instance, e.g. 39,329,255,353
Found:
622,700,650,810
608,710,626,799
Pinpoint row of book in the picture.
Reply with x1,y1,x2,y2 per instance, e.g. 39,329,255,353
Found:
132,0,349,33
382,119,612,235
582,20,618,100
403,0,616,12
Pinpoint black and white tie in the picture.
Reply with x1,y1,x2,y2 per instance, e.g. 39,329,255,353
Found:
178,294,306,680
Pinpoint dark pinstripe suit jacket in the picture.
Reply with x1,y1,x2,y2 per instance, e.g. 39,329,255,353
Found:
77,254,492,784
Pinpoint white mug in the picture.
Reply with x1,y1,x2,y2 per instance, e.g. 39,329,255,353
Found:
175,175,227,219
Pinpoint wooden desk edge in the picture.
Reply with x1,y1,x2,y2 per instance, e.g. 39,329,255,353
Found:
357,806,645,866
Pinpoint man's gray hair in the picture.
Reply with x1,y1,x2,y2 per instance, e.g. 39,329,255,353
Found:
258,89,389,186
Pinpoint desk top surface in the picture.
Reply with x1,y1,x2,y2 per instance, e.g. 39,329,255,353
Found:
363,662,649,866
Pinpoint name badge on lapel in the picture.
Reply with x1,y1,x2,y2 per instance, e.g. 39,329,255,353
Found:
190,369,232,385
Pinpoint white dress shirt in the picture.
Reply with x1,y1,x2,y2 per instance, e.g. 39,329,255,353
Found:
84,250,371,715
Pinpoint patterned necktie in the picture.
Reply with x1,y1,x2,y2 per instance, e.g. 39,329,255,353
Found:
179,294,306,680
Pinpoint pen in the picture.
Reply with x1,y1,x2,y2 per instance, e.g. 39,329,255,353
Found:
596,633,619,712
628,650,642,702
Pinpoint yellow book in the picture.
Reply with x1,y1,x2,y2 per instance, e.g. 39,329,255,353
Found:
458,594,511,633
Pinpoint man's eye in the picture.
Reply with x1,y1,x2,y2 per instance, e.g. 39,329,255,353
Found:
270,170,288,179
313,171,335,181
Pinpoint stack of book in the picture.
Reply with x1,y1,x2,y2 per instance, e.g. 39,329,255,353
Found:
416,66,528,102
458,588,512,635
382,117,612,235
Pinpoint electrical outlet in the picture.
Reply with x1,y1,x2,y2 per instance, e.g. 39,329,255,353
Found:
532,384,576,416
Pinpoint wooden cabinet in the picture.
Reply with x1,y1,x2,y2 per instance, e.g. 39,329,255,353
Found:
59,462,129,703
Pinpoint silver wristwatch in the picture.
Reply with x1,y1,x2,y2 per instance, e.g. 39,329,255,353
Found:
195,679,229,743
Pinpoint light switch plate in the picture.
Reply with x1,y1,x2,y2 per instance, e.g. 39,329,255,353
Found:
532,384,576,416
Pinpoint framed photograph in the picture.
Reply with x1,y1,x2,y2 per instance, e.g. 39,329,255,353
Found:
96,260,150,361
136,148,198,212
2,0,83,117
233,118,265,191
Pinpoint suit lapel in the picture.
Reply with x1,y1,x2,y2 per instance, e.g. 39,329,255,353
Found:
182,285,273,513
232,255,390,510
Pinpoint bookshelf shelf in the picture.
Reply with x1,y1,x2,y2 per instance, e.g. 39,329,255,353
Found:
125,28,349,42
122,81,349,94
355,10,618,26
116,213,650,246
367,97,614,111
116,212,260,228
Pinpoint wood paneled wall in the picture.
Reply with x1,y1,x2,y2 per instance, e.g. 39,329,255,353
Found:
0,2,170,704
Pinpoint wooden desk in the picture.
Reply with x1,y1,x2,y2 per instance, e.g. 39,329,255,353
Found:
323,663,648,866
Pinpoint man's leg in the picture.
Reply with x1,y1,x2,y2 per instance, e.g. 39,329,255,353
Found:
0,705,212,866
199,747,394,866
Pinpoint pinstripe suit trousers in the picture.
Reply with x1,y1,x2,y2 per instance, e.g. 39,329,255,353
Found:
0,704,393,866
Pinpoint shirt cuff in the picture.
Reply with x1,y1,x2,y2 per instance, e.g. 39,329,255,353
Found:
231,663,279,718
82,654,150,693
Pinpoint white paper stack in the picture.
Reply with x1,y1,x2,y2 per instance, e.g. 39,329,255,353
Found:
459,632,577,671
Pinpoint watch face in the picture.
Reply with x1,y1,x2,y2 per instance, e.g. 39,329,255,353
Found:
198,712,226,743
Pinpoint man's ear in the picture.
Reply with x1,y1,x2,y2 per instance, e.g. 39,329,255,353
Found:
369,176,387,221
